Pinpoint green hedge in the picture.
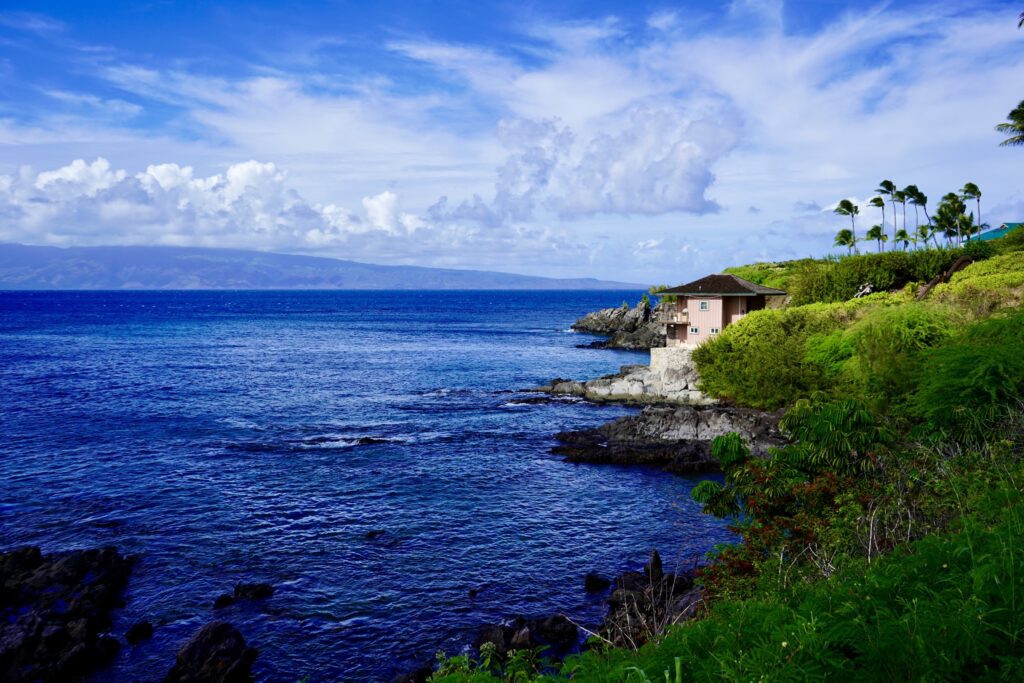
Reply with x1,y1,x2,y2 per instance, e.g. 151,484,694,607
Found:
788,249,962,306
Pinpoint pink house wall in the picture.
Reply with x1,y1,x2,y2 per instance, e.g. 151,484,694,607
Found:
682,296,725,346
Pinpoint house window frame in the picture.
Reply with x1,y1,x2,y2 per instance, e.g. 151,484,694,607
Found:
710,327,720,335
689,326,699,334
699,300,710,311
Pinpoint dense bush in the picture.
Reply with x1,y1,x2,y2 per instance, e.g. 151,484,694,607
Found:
788,249,961,305
998,225,1024,252
842,304,958,405
960,238,996,261
691,305,838,409
913,308,1024,438
691,294,906,409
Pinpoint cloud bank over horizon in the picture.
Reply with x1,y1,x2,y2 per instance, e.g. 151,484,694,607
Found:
1,1,1022,282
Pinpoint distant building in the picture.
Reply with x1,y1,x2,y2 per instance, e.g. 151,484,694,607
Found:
654,274,786,348
979,223,1022,241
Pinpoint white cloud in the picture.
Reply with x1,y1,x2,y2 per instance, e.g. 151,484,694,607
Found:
647,11,679,31
0,157,588,270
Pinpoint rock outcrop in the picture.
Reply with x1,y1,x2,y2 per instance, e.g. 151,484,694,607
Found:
0,546,135,683
600,550,704,648
572,300,666,349
535,348,712,406
162,621,257,683
474,614,580,659
553,404,784,473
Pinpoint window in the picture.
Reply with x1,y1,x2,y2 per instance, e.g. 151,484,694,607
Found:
689,326,699,334
710,327,720,335
699,301,710,311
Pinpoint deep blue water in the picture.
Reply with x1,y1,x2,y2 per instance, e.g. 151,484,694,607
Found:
0,290,733,682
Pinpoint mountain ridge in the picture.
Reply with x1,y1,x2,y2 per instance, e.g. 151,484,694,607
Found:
0,244,644,291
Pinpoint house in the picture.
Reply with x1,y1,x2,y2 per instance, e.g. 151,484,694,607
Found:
654,274,786,348
979,223,1022,242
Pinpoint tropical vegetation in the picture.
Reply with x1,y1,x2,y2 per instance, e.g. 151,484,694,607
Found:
833,179,986,254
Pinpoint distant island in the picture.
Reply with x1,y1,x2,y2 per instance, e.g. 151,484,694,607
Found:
0,244,644,291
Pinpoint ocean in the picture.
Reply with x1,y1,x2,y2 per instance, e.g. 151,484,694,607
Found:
0,290,733,681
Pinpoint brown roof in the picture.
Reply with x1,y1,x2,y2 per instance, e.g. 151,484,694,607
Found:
656,273,786,297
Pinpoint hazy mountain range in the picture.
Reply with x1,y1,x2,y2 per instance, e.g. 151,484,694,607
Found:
0,244,643,291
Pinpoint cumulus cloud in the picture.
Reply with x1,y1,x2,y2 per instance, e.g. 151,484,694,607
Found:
428,103,739,226
0,157,586,268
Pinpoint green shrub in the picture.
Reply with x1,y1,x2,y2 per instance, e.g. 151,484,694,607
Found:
844,304,958,405
998,225,1024,252
913,308,1024,438
789,249,961,305
692,294,905,409
960,239,996,261
692,305,844,409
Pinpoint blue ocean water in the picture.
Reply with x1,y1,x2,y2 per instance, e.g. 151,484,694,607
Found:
0,290,733,682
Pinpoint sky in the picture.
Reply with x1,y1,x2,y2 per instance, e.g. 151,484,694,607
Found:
0,0,1022,283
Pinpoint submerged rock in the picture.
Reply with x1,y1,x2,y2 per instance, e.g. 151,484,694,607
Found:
584,573,611,592
233,582,274,600
392,666,433,683
0,545,135,683
213,582,275,609
162,621,257,683
126,620,154,645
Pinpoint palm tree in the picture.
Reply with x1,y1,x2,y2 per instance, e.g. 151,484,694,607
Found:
866,224,886,252
908,188,938,248
997,100,1024,147
869,196,887,239
938,193,969,246
916,224,932,250
961,183,982,240
904,184,922,237
893,189,908,235
834,228,856,254
834,199,860,250
894,228,911,251
876,180,898,242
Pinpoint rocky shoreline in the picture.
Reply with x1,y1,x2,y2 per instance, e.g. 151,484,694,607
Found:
553,404,784,474
571,299,665,350
534,357,711,405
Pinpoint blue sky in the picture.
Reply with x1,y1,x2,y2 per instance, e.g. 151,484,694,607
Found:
1,1,1022,282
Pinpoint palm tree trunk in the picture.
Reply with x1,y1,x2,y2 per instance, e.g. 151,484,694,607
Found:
890,197,899,245
924,208,938,249
977,198,982,238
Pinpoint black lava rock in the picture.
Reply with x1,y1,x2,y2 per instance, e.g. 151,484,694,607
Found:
126,620,154,644
584,573,611,592
161,621,257,683
0,545,135,683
